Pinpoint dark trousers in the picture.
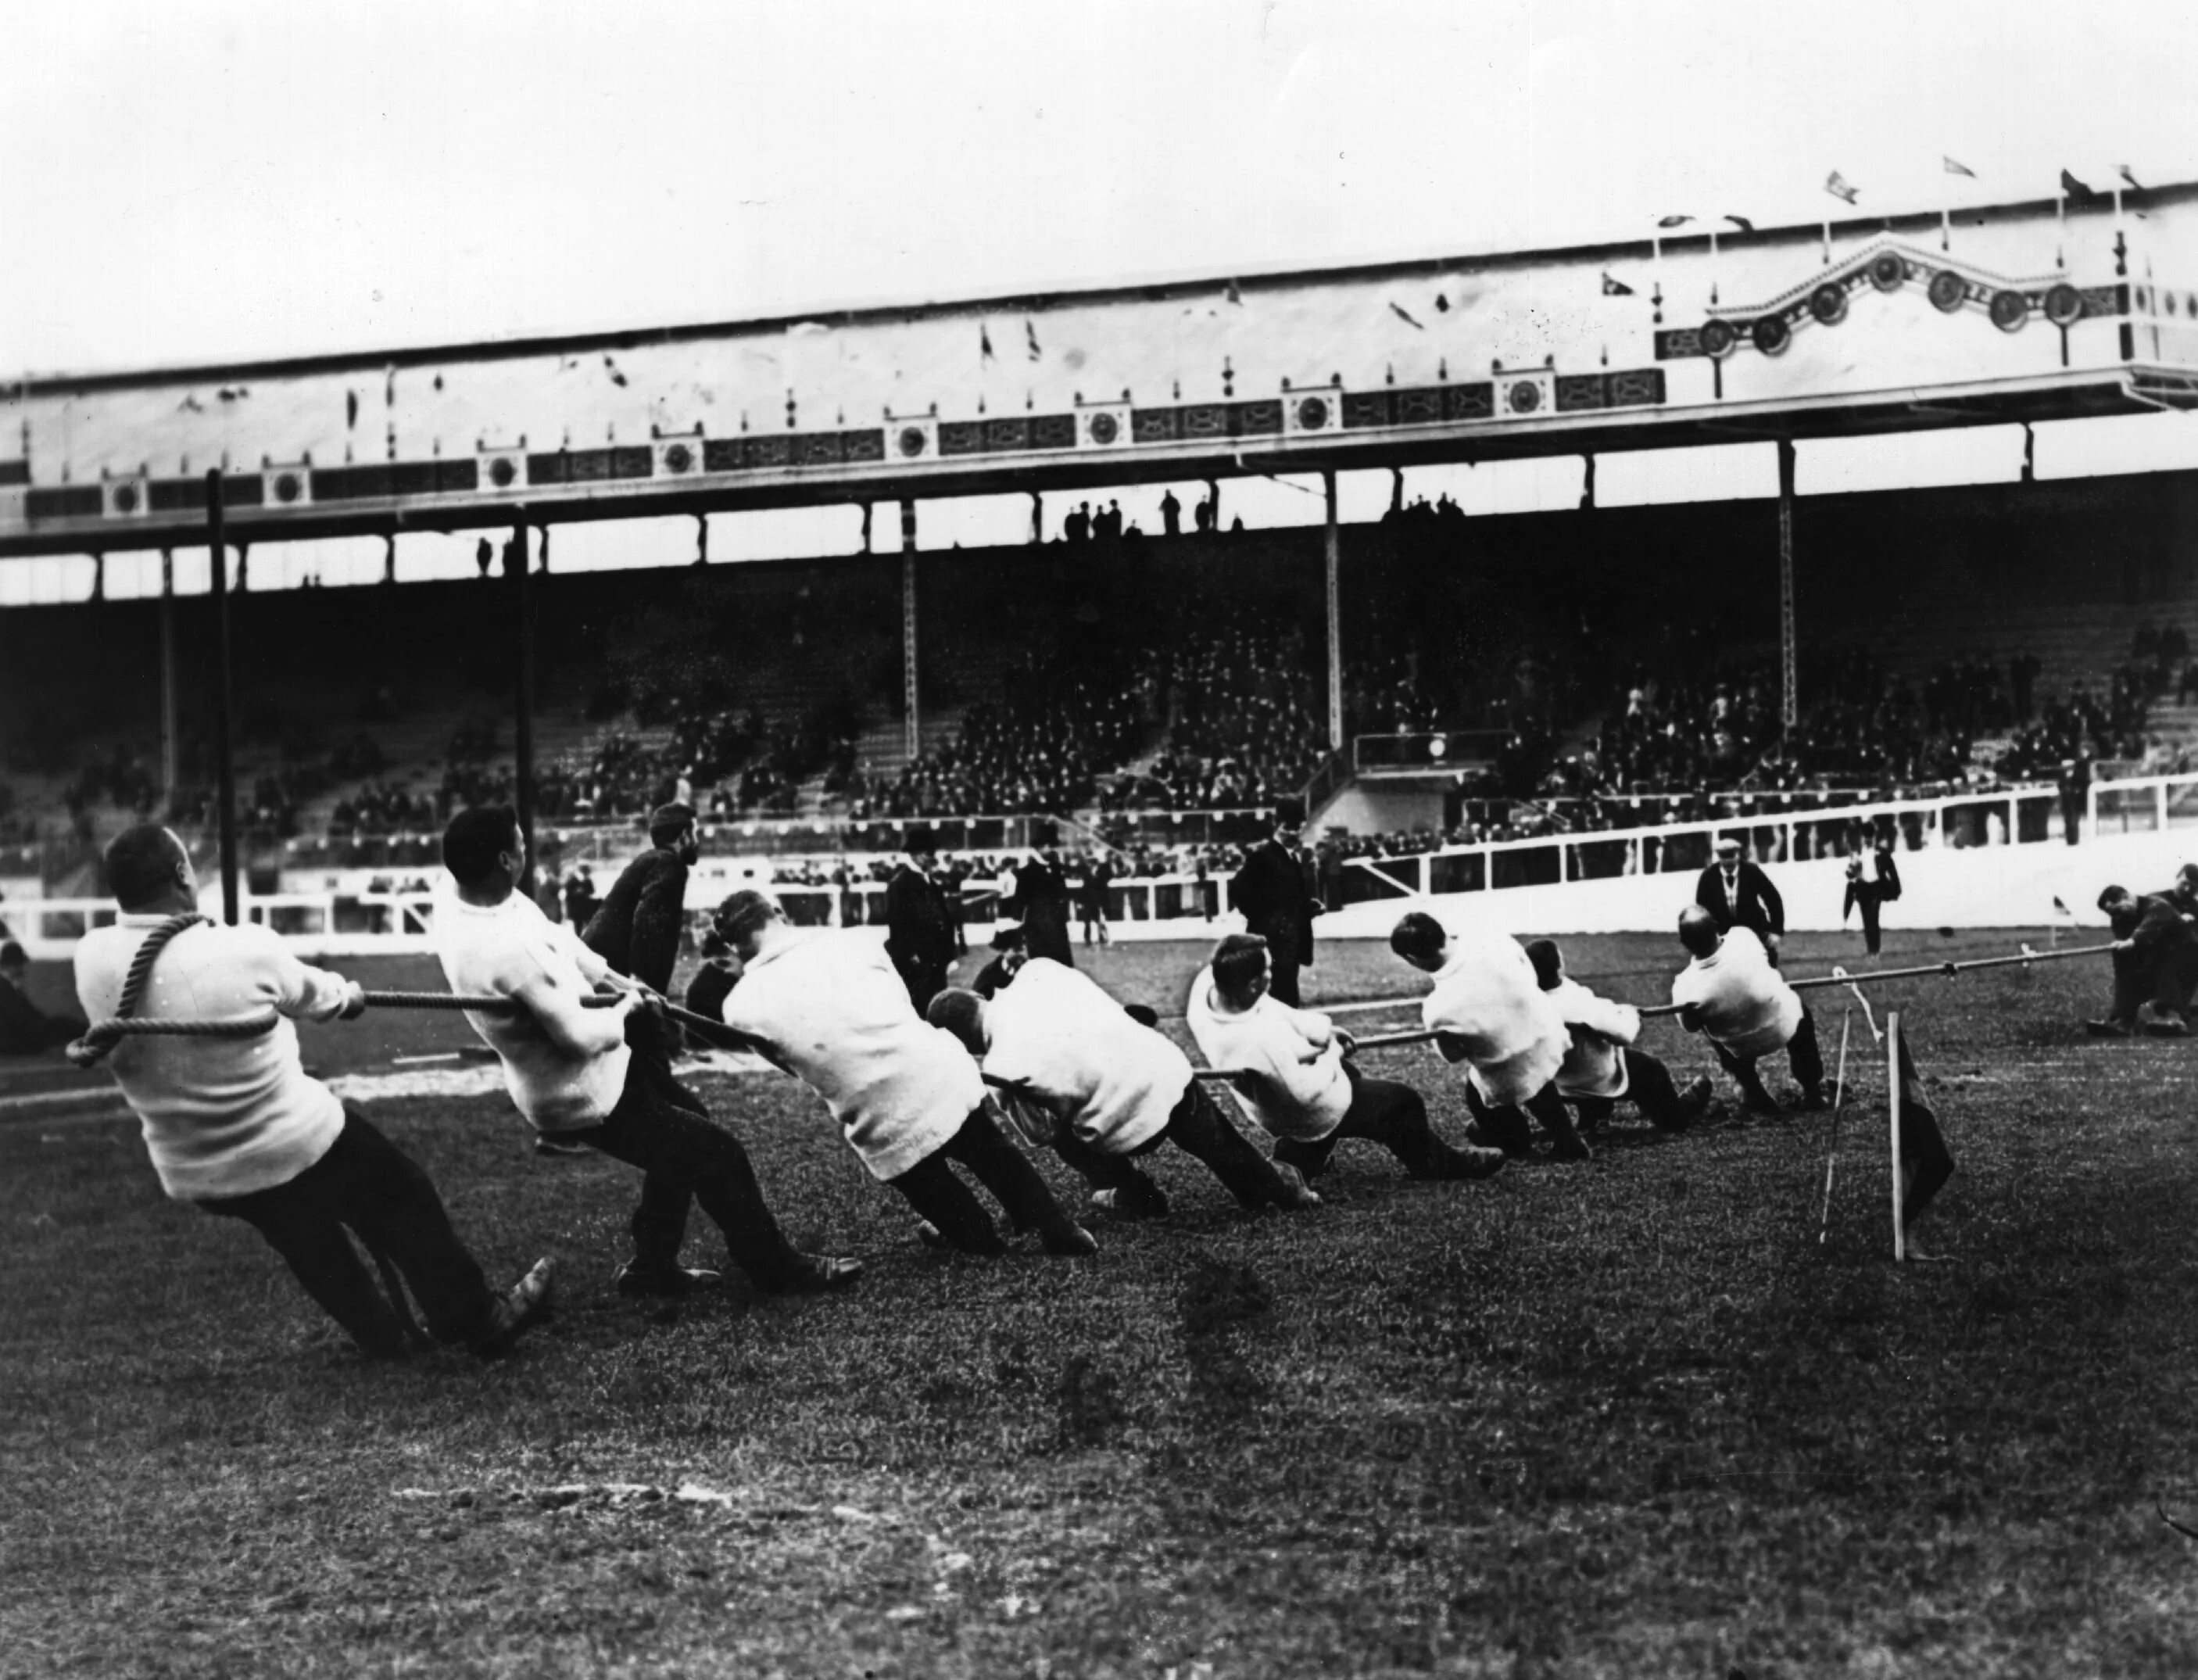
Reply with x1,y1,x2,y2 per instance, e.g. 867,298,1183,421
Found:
566,1050,811,1291
1079,907,1110,945
1712,1006,1825,1106
887,1105,1085,1254
891,952,950,1018
2109,944,2198,1024
1272,1065,1475,1179
1053,1079,1303,1213
1853,886,1885,956
1462,1076,1589,1155
1255,922,1305,1008
1571,1046,1698,1132
199,1106,496,1358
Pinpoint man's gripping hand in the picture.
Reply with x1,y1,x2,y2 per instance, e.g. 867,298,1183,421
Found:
338,981,370,1021
1677,1004,1706,1034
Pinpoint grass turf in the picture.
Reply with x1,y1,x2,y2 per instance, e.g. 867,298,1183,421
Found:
4,929,2198,1678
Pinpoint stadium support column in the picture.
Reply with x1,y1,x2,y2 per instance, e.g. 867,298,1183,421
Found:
159,548,179,805
1777,437,1798,732
206,471,240,925
507,519,536,895
1324,470,1344,750
901,500,920,759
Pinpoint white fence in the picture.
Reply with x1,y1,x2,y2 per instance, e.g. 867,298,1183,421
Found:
13,774,2198,961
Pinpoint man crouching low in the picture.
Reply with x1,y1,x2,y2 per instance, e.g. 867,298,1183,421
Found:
1523,937,1712,1135
928,958,1322,1221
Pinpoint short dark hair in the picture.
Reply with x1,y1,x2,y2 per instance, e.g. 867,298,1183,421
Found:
1678,904,1720,955
649,801,698,849
1210,933,1269,998
2097,884,2131,912
0,940,24,968
1523,937,1563,990
925,987,986,1055
105,825,187,910
1390,912,1447,965
442,806,520,887
714,889,779,947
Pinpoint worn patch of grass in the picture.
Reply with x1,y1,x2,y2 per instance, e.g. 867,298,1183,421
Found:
4,930,2197,1678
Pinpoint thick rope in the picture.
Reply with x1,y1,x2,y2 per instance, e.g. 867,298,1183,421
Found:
66,915,229,1067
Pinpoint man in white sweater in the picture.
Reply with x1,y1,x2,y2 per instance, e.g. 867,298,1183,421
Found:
714,891,1097,1256
1522,938,1711,1134
1186,933,1504,1183
1389,912,1591,1161
926,959,1321,1219
75,825,552,1360
436,810,860,1295
1670,906,1827,1112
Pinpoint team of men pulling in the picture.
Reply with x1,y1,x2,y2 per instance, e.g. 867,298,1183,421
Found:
71,813,1951,1363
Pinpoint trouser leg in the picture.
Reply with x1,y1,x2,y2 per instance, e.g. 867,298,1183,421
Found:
1788,1008,1825,1093
1051,1116,1170,1216
320,1109,502,1345
574,1072,809,1291
625,1028,700,1271
941,1105,1087,1245
2110,952,2151,1024
887,1139,1008,1255
1859,892,1882,956
1329,1067,1467,1178
1522,1082,1589,1157
1462,1077,1538,1152
1621,1046,1695,1130
1159,1080,1302,1209
1570,1095,1616,1135
1711,1037,1781,1108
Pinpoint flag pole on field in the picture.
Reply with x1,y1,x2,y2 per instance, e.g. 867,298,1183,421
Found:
1819,1008,1853,1245
1888,1009,1906,1263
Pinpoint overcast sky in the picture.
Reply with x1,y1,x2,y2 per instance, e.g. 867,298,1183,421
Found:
8,0,2198,377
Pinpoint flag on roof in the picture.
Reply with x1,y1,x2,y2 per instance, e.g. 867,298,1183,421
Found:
1656,213,1693,228
1025,321,1042,360
1724,213,1755,232
980,324,995,364
1824,171,1860,205
1600,272,1635,296
1943,156,1976,177
2119,163,2143,190
2061,168,2102,202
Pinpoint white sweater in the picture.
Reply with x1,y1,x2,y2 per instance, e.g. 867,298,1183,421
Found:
1546,976,1640,1099
73,916,353,1201
723,930,979,1180
983,958,1188,1155
1420,937,1570,1107
1670,929,1802,1059
1184,968,1349,1142
435,890,631,1131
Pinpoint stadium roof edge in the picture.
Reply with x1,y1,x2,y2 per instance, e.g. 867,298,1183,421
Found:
15,181,2196,399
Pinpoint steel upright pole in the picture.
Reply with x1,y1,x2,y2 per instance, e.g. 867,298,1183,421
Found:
507,518,536,895
206,471,240,924
1778,436,1798,732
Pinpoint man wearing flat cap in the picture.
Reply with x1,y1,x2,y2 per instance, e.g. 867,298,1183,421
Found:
1695,834,1787,968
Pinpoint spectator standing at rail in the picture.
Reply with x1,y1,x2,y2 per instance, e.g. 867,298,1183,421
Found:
1161,489,1182,536
1841,824,1903,958
1695,834,1786,968
1006,850,1075,965
563,864,599,930
1231,822,1321,1006
714,891,1095,1258
437,808,860,1299
1077,852,1115,947
884,838,959,1014
74,824,553,1360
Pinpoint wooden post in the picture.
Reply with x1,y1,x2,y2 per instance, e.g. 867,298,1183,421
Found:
1888,1009,1906,1263
507,518,536,895
159,548,179,804
206,471,240,924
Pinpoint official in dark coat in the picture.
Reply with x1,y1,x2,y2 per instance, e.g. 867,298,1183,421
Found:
885,843,959,1014
1076,854,1115,947
1229,825,1321,1007
579,802,718,1295
2088,885,2198,1037
1006,851,1075,966
1695,835,1786,968
1840,830,1903,958
0,941,86,1055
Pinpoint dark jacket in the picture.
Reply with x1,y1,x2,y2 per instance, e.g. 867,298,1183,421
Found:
582,847,689,994
885,864,958,973
2109,894,2196,955
1006,858,1074,965
1230,839,1319,964
1695,861,1784,945
0,973,81,1055
1841,846,1903,920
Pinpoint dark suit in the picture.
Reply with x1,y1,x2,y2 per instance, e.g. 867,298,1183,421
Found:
1006,858,1074,966
885,864,958,1013
1695,861,1785,966
2107,895,2198,1026
1230,839,1319,1006
1841,845,1903,957
582,846,707,1274
0,973,84,1055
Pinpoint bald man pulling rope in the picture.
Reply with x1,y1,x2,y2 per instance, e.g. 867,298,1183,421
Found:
72,824,553,1362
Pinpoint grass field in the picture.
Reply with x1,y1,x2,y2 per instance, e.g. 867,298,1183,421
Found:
5,927,2198,1678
